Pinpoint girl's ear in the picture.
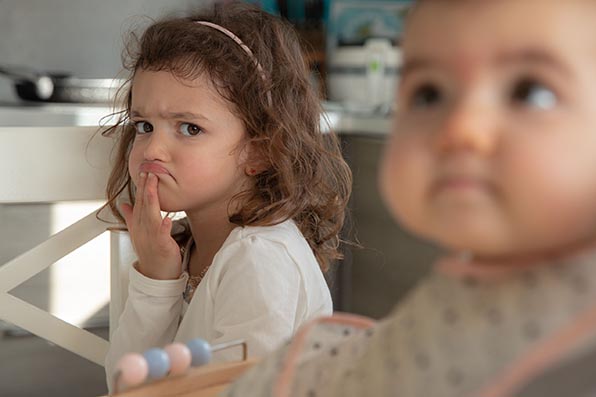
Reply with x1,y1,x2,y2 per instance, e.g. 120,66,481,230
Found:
241,141,269,176
244,158,269,176
244,166,259,176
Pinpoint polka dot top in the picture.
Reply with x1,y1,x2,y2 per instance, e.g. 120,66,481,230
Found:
224,248,596,397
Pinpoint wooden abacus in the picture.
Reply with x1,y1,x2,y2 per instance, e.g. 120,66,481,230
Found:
105,338,257,397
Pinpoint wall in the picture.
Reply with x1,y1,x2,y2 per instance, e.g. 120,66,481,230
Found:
340,135,440,318
0,0,214,102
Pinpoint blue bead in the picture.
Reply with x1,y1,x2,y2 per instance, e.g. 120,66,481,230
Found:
142,348,170,379
186,338,212,367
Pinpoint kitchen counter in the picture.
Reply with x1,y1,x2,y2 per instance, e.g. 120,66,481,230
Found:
0,101,116,127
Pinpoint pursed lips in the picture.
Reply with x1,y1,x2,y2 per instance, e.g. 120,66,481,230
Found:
139,162,173,179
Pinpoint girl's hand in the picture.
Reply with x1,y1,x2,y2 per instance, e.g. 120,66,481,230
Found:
120,172,182,280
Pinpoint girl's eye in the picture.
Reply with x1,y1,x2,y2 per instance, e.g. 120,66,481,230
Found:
409,83,443,108
179,123,203,136
511,78,557,110
133,121,153,134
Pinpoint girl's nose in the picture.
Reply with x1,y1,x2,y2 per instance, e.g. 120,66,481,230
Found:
142,130,170,162
434,98,500,155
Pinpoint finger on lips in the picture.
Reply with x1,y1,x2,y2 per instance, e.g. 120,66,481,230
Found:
145,174,156,204
146,173,156,202
140,173,163,230
137,172,147,208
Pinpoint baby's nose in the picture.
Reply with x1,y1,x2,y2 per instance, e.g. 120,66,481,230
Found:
435,99,500,155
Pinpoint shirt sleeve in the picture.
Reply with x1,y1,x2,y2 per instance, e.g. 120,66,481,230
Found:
209,236,304,362
104,263,188,391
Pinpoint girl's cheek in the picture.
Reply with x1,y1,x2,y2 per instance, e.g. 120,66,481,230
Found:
128,146,142,175
128,159,139,186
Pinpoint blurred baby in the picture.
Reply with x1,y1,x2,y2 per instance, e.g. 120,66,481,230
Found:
224,1,596,396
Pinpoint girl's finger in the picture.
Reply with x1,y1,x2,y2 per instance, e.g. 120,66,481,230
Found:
133,172,148,227
160,216,173,237
135,172,148,211
143,173,163,230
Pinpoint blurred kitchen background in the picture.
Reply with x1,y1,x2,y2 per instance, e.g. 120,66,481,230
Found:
0,0,440,396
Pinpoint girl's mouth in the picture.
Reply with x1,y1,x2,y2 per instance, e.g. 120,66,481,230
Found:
139,162,171,176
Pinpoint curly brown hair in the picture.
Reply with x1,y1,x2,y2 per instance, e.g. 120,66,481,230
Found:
101,1,352,272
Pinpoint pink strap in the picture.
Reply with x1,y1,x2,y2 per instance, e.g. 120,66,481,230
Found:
195,21,272,106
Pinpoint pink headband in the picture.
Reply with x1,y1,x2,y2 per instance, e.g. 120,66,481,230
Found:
195,21,272,106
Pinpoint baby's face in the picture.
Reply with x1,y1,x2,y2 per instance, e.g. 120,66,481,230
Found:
380,0,596,260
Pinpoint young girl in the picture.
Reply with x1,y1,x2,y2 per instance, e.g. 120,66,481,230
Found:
102,1,351,389
223,0,596,396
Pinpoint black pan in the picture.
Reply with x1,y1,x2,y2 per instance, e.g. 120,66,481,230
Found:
0,65,123,103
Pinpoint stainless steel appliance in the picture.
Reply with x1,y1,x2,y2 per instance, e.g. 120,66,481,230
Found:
0,65,124,103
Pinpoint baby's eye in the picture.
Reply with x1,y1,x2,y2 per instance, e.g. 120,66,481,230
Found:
510,78,557,110
409,83,443,109
179,123,203,136
133,121,153,134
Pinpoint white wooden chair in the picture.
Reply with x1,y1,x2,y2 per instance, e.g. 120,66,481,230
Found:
0,125,134,366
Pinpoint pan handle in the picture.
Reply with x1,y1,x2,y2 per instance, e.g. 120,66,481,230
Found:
0,65,55,100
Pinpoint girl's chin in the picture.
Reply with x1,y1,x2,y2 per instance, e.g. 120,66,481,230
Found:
159,206,182,214
157,200,182,214
155,194,179,212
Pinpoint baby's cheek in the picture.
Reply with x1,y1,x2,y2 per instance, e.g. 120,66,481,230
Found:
381,157,424,227
512,183,596,251
379,146,403,211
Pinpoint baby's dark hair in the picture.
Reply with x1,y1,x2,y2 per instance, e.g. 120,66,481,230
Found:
102,1,352,272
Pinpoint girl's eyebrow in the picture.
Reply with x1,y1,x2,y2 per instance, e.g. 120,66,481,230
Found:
130,110,210,121
163,111,210,121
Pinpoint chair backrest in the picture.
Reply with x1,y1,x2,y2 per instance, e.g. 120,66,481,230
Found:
0,125,135,366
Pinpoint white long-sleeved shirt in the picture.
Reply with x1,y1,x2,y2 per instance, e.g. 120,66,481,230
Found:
105,219,332,388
